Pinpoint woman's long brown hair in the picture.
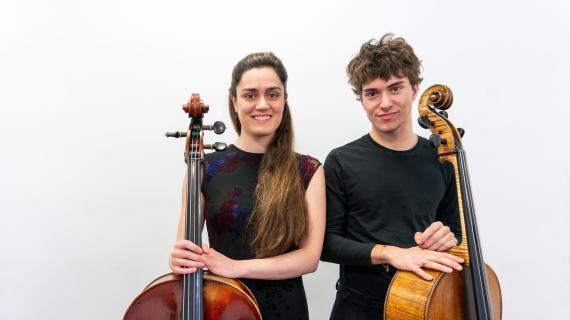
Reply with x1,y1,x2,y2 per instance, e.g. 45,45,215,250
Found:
228,52,308,258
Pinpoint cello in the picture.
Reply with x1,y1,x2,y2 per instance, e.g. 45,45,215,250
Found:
124,94,262,320
384,85,502,319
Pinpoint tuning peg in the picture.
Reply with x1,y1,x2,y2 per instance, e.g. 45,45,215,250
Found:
429,133,447,148
439,110,448,118
418,116,432,129
203,121,226,135
204,142,227,152
165,131,187,138
457,128,465,138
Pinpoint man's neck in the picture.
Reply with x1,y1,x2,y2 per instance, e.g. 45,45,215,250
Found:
369,127,418,151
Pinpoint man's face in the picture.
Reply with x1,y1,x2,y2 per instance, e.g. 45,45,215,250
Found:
360,75,418,137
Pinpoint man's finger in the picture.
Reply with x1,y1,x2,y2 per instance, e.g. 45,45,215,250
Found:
435,239,457,252
428,232,455,251
412,266,433,281
423,225,450,248
424,260,453,273
417,221,443,245
430,254,463,271
414,232,423,245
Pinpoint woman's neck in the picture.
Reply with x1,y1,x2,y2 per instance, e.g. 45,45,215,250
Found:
235,134,274,154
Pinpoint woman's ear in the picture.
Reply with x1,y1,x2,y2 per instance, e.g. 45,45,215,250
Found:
231,96,237,112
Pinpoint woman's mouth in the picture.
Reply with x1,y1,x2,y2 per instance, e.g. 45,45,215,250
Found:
252,115,272,122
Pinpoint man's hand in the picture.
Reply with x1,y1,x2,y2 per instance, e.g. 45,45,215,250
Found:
415,221,458,252
379,245,464,281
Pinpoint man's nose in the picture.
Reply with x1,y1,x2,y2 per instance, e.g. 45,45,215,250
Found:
380,94,392,110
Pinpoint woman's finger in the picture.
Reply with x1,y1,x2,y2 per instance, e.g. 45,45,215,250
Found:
172,258,204,269
174,240,203,254
171,249,205,262
172,266,197,275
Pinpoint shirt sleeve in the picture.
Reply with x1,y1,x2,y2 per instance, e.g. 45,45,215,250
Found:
436,162,462,245
320,150,375,266
298,154,322,190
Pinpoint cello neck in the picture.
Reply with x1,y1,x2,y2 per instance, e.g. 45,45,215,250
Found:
182,157,204,320
182,115,205,320
456,148,494,320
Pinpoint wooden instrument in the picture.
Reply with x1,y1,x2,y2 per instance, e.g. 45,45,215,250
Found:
124,94,262,320
384,85,502,320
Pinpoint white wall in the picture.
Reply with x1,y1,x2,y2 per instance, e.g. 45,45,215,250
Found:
1,0,569,319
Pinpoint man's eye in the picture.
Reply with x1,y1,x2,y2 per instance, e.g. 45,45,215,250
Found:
364,91,378,97
390,86,402,93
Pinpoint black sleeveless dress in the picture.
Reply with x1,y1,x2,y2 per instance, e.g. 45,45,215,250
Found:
202,144,321,319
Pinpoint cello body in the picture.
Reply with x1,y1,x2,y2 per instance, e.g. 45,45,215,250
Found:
385,265,501,319
124,272,261,320
385,85,502,320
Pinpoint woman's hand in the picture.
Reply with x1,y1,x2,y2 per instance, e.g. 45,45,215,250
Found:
169,240,205,275
201,244,243,279
384,245,464,281
415,221,458,252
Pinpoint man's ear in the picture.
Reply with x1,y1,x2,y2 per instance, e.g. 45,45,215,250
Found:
412,84,419,100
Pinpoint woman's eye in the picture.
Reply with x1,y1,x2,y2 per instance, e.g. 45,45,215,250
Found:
243,93,255,100
268,91,280,99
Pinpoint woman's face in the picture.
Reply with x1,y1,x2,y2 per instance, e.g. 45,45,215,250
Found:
232,67,285,140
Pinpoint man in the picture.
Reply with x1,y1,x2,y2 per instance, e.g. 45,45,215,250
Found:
321,34,464,319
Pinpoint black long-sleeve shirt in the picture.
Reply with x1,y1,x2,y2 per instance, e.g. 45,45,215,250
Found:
321,134,461,297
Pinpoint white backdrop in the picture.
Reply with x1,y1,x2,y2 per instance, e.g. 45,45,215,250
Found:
1,1,569,319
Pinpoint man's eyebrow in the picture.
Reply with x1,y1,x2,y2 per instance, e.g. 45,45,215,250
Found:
241,87,282,92
363,88,379,92
387,80,405,88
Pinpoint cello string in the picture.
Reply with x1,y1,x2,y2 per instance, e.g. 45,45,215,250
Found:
458,149,487,317
458,148,486,317
459,148,492,319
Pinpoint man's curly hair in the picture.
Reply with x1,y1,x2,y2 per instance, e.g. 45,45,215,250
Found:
347,33,423,97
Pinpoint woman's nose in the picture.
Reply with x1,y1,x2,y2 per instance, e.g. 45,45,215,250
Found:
256,96,269,110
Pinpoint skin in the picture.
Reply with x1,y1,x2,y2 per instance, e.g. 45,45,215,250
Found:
231,67,285,153
169,67,326,280
362,75,463,281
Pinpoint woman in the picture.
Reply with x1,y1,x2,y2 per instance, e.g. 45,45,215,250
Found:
169,52,326,319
